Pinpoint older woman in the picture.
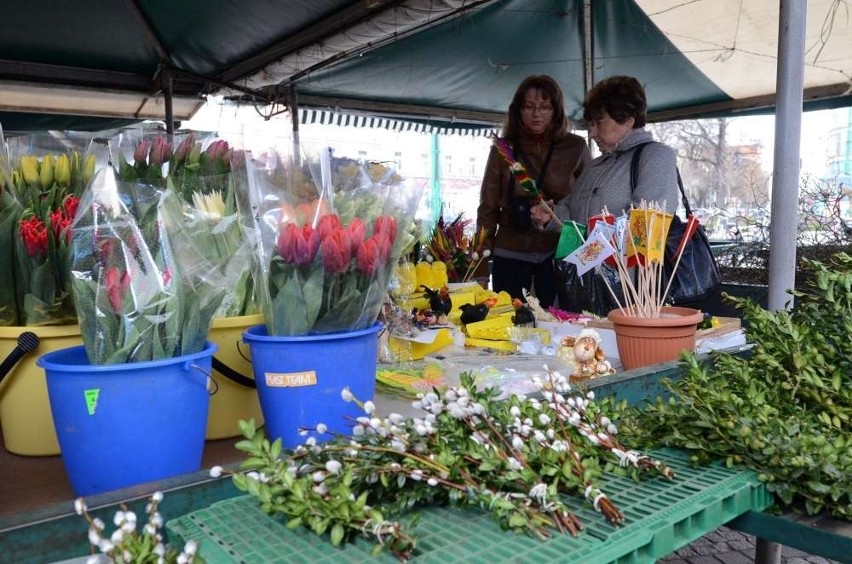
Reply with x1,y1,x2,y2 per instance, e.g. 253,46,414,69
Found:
532,75,679,314
476,75,590,306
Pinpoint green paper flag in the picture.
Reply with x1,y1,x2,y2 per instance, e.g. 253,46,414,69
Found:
555,222,587,260
84,389,100,416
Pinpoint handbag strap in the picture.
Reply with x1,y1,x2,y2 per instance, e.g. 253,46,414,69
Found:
629,141,693,217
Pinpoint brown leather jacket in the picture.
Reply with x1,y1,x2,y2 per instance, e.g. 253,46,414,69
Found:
476,130,590,255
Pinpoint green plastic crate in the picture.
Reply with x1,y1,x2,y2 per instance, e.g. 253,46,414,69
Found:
166,450,772,563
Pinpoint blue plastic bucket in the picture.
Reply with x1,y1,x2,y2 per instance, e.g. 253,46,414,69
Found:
37,342,217,496
243,323,381,448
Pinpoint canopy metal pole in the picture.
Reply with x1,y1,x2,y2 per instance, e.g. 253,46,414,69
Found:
290,86,301,165
163,67,174,142
582,0,593,94
767,0,807,311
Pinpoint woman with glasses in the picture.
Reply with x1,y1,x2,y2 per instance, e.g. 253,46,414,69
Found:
475,75,590,306
531,75,679,314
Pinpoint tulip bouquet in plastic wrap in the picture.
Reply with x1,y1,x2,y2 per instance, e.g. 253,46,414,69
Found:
0,131,97,326
111,131,256,318
243,146,424,336
68,167,242,364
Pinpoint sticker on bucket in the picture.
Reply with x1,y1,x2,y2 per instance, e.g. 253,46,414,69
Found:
84,389,100,415
265,371,317,388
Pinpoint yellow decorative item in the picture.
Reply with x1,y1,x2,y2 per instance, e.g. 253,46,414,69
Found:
431,261,449,288
506,327,552,345
465,336,517,352
415,262,435,289
448,291,476,313
465,315,514,341
206,314,265,439
0,324,83,456
388,328,453,361
376,362,446,398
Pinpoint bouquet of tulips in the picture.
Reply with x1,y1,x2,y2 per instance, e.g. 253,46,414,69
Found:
69,165,242,364
111,131,255,318
0,132,97,326
243,146,424,336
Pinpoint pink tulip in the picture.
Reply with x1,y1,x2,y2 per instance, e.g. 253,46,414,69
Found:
173,134,195,163
320,228,351,275
149,137,172,166
133,140,151,164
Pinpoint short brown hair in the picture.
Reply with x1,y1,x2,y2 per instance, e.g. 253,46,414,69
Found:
582,76,647,128
502,75,569,140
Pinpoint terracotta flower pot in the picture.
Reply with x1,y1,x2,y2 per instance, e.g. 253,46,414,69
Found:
607,306,703,370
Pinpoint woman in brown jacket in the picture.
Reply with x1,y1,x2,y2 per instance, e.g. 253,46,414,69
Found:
476,75,590,306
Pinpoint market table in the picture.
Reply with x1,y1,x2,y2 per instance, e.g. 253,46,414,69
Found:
0,355,847,563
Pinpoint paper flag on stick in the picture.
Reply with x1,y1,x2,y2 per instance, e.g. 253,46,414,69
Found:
565,229,616,275
615,213,638,268
555,221,587,259
626,209,648,258
646,210,673,263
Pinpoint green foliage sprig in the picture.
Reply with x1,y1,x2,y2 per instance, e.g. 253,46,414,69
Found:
615,252,852,519
232,371,673,559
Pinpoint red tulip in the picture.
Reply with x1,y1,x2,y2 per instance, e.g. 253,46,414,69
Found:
374,215,397,245
346,218,366,254
356,236,381,276
376,233,393,263
320,228,351,275
316,214,342,241
277,223,317,266
19,215,48,257
104,266,131,312
49,208,73,244
63,195,80,222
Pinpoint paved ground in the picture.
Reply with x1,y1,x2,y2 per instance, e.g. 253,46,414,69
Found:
658,526,840,564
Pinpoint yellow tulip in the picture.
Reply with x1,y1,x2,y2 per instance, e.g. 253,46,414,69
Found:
39,154,55,188
83,155,97,185
55,154,71,187
21,156,39,186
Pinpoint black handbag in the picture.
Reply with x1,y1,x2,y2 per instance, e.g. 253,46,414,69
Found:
631,143,722,304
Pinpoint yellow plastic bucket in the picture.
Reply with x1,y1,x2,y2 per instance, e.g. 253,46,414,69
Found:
206,314,265,439
0,324,82,456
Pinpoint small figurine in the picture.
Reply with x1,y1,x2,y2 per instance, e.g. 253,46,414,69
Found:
561,328,615,381
510,298,536,326
420,285,452,316
459,297,498,325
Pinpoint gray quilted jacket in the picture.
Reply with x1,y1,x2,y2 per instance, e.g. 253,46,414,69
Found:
547,128,679,229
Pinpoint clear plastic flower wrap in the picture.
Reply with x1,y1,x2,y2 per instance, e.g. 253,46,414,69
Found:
242,145,425,336
109,130,256,318
69,167,240,364
0,132,98,326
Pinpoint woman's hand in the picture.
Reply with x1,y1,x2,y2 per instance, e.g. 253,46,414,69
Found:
531,200,554,229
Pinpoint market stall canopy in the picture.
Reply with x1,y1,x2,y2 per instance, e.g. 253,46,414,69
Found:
0,0,850,131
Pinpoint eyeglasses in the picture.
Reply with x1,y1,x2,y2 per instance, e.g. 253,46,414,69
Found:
522,104,554,114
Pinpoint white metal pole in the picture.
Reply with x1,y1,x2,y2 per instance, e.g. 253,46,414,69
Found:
768,0,807,311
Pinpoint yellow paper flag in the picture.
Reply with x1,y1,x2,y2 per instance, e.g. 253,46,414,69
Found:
646,210,673,262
